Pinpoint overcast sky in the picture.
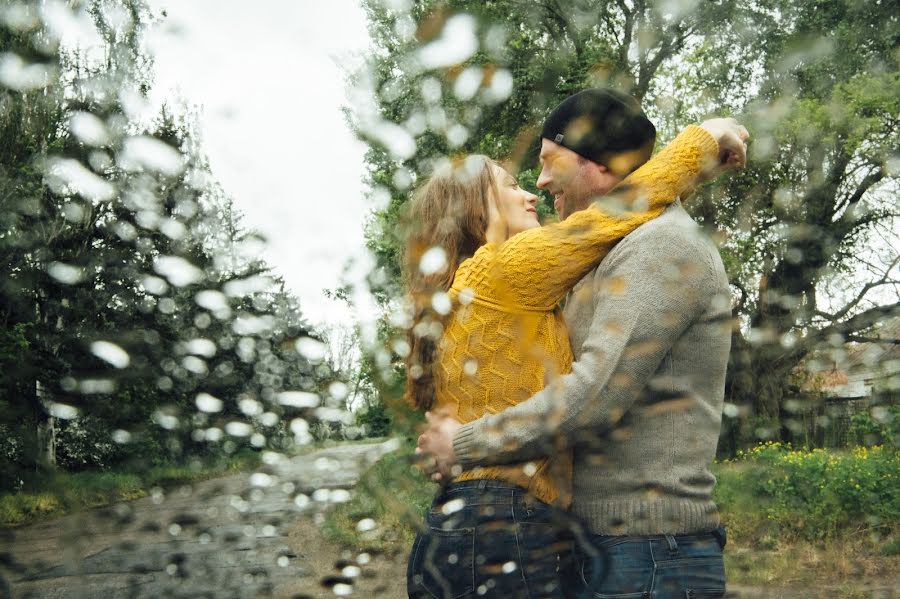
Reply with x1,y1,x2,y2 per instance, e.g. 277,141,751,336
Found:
146,0,373,329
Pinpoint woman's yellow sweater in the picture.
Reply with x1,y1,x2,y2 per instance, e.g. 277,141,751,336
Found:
433,125,719,507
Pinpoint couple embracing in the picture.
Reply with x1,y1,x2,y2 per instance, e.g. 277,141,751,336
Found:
403,88,748,598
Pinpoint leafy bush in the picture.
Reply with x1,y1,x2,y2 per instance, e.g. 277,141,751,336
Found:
715,442,899,542
849,403,899,448
356,401,392,438
322,442,433,553
55,417,118,471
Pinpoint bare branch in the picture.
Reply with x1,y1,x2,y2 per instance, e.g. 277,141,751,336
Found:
844,335,899,344
615,0,635,70
838,168,886,219
806,302,900,350
816,256,900,323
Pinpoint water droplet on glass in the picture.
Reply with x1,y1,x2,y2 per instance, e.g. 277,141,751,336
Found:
441,498,465,515
112,429,132,444
329,382,349,401
356,518,376,532
239,397,262,416
295,337,326,362
223,275,274,298
119,135,185,176
484,68,513,103
195,289,230,315
47,402,79,419
195,393,223,413
46,261,84,285
79,379,115,394
90,340,130,369
0,52,53,91
185,338,217,358
153,410,179,430
154,255,204,287
141,276,169,296
367,121,416,160
225,421,252,437
419,246,448,275
232,313,275,335
45,157,116,201
417,14,478,69
249,473,273,487
342,564,362,578
182,355,208,375
432,291,452,315
453,66,482,100
279,391,320,409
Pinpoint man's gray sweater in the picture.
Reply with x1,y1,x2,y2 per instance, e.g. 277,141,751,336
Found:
453,201,732,535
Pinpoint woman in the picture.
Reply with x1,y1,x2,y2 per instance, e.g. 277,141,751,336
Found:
403,120,733,598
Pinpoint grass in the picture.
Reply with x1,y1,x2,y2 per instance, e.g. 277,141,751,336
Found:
321,441,432,554
322,443,899,594
713,445,899,592
0,437,391,528
0,449,261,527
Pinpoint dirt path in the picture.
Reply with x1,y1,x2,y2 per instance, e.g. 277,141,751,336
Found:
1,440,403,599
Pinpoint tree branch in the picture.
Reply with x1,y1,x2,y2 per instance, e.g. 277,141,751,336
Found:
814,256,900,324
805,302,900,351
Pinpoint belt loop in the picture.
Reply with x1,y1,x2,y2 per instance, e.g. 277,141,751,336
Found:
477,479,489,490
664,534,678,554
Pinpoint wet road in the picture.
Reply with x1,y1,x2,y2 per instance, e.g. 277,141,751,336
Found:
1,440,400,599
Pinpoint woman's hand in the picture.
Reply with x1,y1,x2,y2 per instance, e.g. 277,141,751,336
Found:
699,117,750,180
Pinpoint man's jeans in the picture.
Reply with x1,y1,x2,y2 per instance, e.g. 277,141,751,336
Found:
567,528,727,598
407,480,570,598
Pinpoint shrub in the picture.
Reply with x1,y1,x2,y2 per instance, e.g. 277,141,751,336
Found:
716,442,899,541
356,401,392,437
55,417,118,471
849,403,899,448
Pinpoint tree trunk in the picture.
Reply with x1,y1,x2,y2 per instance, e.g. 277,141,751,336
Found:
35,381,56,469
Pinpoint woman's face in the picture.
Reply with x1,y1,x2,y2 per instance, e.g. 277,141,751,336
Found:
489,164,540,239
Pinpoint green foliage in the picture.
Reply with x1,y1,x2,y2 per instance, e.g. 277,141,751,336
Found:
322,443,433,553
714,442,899,542
356,401,392,438
0,0,325,486
848,404,900,448
357,0,900,443
0,448,260,527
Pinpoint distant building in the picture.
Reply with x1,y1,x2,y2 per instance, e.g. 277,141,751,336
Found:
809,317,900,400
791,317,899,446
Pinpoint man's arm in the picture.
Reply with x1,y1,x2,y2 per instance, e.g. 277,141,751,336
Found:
446,222,718,469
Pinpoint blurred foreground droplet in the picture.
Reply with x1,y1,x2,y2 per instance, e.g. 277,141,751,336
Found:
90,341,131,369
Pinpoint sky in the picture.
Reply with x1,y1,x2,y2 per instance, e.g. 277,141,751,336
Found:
146,0,374,329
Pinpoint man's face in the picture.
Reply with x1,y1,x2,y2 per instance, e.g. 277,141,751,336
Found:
536,139,623,220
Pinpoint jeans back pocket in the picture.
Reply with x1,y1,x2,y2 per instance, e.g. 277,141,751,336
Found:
408,526,476,599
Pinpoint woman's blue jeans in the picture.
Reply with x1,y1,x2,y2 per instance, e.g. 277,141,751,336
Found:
406,480,570,598
568,528,727,598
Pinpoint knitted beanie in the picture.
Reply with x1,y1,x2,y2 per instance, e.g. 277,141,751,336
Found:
541,89,657,175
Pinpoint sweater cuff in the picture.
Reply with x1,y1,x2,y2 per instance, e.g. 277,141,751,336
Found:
453,421,481,469
682,124,719,162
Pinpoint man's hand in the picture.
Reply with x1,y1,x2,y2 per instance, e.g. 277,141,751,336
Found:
415,410,463,482
699,117,750,180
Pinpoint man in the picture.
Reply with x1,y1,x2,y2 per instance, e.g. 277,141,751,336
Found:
417,88,748,598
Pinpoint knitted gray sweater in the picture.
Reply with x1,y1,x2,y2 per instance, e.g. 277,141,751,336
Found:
453,202,731,535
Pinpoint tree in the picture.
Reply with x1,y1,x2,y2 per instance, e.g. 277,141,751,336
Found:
354,0,899,447
0,0,324,484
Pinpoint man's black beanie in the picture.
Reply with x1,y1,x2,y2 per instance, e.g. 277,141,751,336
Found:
540,88,656,174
